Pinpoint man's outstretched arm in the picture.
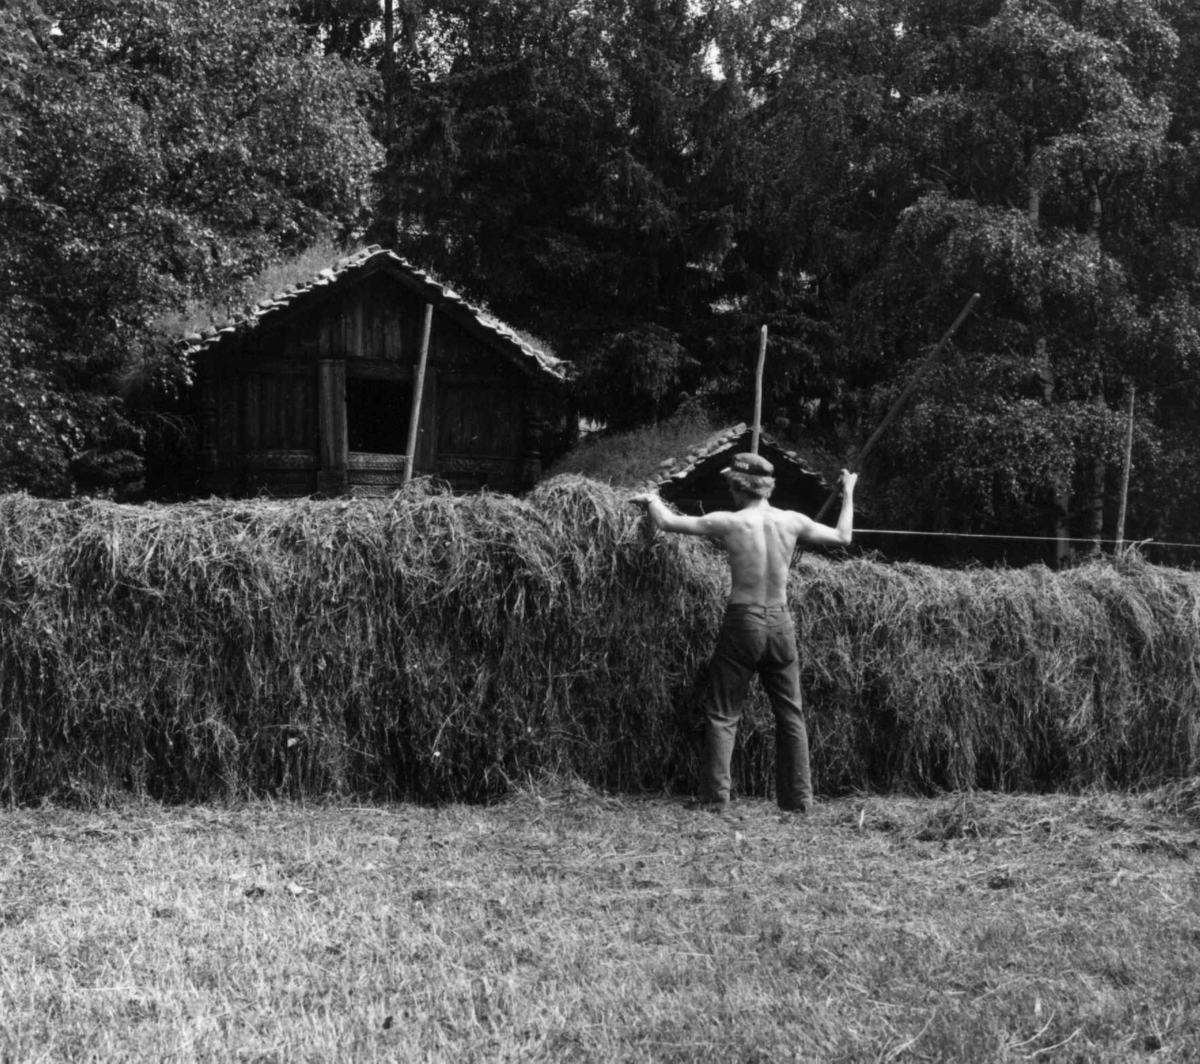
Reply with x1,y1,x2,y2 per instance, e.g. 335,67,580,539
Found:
794,469,857,547
630,492,731,537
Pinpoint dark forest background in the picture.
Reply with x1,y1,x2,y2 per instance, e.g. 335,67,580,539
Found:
4,0,1200,563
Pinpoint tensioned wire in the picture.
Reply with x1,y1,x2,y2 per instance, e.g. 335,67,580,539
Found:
854,528,1200,549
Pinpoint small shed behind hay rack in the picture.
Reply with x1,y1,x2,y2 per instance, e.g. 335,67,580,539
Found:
640,424,831,515
174,246,572,498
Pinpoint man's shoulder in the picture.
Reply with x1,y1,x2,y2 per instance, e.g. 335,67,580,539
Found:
699,508,742,530
765,505,808,526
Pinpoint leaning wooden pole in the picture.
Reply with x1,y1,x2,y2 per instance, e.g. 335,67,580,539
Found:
751,325,768,454
402,302,434,486
1115,384,1135,553
815,292,981,522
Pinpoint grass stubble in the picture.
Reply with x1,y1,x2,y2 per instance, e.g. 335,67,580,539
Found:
1,781,1198,1063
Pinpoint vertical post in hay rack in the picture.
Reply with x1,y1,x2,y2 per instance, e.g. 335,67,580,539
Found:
403,302,434,486
1115,384,1135,553
751,325,768,454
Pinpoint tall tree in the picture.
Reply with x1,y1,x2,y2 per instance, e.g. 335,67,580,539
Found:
376,0,751,427
805,0,1188,558
0,0,380,495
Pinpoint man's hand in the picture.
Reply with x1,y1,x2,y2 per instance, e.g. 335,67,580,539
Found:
629,492,658,508
840,469,857,494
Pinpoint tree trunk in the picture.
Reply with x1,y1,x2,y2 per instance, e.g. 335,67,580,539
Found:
1082,181,1106,556
383,0,396,142
1087,453,1105,557
1086,175,1103,245
1028,140,1072,566
1085,389,1110,557
1087,465,1105,555
1037,340,1072,566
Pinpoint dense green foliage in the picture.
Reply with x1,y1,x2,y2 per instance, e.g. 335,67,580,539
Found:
0,0,378,495
3,0,1200,556
373,0,1200,555
1,479,1197,803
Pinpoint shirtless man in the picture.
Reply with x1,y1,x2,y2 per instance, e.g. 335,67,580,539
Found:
632,454,856,815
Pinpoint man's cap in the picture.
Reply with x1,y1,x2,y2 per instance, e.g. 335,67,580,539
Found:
721,452,774,477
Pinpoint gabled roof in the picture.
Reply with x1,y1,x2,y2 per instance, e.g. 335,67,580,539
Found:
640,422,831,494
175,246,569,383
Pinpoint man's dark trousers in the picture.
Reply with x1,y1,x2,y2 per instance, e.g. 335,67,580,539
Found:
702,603,813,811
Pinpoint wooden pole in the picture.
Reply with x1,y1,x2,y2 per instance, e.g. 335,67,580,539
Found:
815,292,980,522
1115,384,1135,553
751,325,767,454
402,302,434,486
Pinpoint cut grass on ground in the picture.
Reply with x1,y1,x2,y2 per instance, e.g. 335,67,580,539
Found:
2,783,1198,1062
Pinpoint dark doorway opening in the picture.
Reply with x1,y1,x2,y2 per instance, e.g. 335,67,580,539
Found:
346,377,411,454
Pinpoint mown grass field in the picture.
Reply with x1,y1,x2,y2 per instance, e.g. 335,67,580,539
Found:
2,782,1198,1063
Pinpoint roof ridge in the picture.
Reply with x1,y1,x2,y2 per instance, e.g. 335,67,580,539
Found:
639,423,828,492
176,248,567,380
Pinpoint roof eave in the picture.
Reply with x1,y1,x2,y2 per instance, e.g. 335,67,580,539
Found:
178,247,568,385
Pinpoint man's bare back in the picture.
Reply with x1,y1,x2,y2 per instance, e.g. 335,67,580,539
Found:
631,469,856,606
702,501,809,606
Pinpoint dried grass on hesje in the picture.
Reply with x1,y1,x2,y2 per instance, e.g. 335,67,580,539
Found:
1,475,1199,805
0,477,721,804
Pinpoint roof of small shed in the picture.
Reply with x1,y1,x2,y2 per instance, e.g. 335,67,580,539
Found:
639,422,831,494
176,246,568,383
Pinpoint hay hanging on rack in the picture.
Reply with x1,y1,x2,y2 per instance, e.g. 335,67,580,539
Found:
1,476,1198,804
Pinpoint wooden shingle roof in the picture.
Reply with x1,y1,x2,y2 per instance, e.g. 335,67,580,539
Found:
176,246,569,383
638,422,831,494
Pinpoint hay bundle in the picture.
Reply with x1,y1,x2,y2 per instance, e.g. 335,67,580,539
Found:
0,478,721,802
795,557,1200,792
1,476,1198,803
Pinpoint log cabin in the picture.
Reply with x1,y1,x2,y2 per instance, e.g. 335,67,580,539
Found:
175,246,571,498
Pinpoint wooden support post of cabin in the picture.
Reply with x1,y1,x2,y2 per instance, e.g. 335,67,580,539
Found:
198,374,218,475
1115,384,1135,553
751,325,767,455
317,358,348,496
521,383,551,488
403,302,435,486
